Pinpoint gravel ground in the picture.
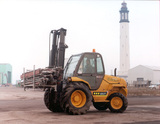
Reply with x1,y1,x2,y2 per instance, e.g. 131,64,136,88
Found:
0,87,160,124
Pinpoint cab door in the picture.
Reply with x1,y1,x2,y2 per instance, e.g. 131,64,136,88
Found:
76,53,105,90
95,54,105,88
77,53,96,89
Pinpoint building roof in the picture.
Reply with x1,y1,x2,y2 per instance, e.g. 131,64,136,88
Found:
130,65,160,71
143,65,160,71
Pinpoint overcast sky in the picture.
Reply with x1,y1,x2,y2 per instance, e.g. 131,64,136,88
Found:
0,0,159,84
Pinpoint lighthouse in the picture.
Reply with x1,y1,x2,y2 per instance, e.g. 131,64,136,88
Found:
119,1,130,76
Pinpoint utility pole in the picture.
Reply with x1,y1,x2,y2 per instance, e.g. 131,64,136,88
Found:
33,65,35,90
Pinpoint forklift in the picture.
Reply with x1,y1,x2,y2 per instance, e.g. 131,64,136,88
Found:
42,28,128,115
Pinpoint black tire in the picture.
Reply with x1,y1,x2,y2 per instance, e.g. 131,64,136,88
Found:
108,93,128,113
44,88,63,112
60,82,92,115
93,102,108,111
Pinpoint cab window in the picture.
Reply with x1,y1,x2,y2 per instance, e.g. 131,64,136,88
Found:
96,54,104,74
78,54,95,74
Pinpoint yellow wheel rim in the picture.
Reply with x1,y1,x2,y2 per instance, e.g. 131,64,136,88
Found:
111,97,123,109
71,90,86,108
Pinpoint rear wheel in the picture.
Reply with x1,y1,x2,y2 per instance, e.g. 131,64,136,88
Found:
108,93,128,113
60,82,92,115
93,102,108,111
44,88,63,112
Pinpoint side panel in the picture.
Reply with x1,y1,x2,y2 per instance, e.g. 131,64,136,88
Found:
71,75,128,103
91,75,128,102
91,79,110,102
71,77,91,89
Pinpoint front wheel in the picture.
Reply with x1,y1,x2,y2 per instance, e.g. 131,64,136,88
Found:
60,82,92,115
108,93,128,113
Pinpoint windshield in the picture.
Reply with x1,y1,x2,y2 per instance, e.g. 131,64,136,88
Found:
63,54,81,80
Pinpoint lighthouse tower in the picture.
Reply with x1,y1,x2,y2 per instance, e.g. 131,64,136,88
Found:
119,1,130,76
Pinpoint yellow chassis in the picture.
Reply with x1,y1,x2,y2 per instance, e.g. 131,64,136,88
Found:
70,75,128,102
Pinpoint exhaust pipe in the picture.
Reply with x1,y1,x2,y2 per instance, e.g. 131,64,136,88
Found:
114,68,117,77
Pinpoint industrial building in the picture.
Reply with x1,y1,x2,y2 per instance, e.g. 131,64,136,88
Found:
0,63,12,85
128,65,160,86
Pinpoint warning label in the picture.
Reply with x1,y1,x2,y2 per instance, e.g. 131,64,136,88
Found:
93,92,107,95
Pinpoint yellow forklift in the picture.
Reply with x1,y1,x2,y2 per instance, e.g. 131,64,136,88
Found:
22,28,128,115
43,28,128,115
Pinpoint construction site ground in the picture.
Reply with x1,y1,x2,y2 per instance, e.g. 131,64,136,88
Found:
0,87,160,124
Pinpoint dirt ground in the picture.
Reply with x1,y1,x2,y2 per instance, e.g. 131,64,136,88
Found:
0,87,160,124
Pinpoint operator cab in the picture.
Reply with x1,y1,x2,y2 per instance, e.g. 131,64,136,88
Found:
63,52,105,89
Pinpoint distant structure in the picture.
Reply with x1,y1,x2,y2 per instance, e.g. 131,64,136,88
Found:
117,2,160,86
119,1,130,77
0,64,12,85
128,65,160,86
